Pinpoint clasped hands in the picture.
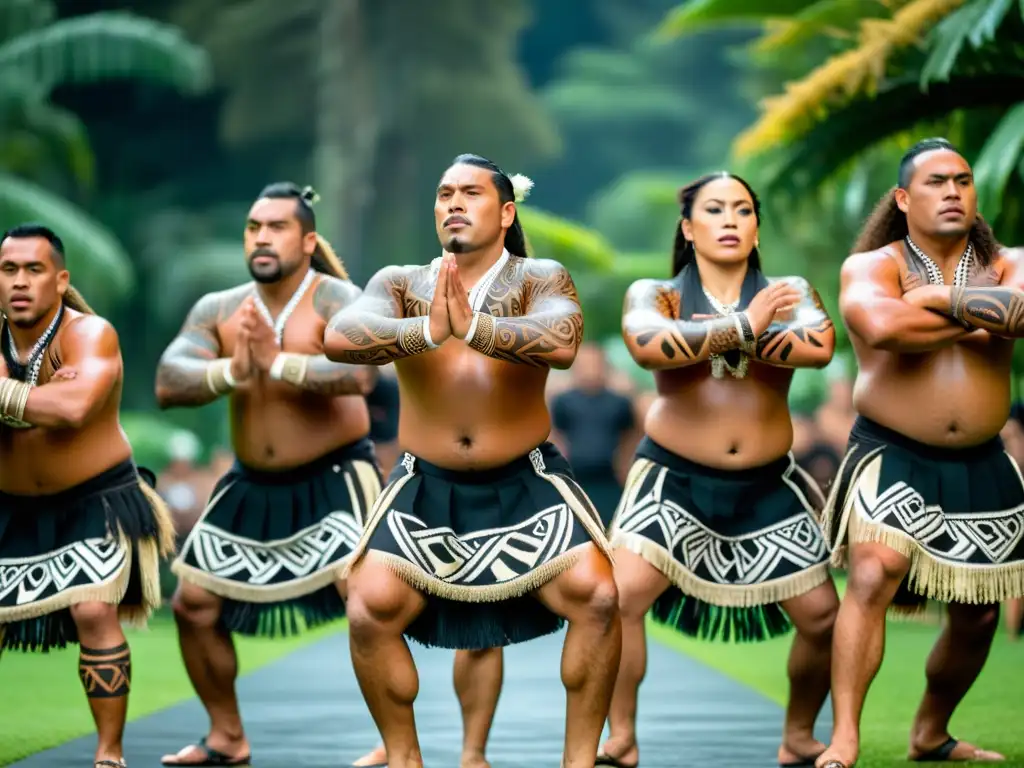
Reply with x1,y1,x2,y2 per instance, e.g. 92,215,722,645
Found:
427,253,476,345
229,297,282,382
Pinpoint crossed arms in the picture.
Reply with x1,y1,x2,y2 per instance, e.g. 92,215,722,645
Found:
0,316,120,429
840,247,1024,353
621,278,834,370
155,277,372,409
323,258,584,369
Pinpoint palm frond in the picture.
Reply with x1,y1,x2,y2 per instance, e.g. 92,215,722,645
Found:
754,0,893,52
0,11,212,96
919,0,1016,85
0,173,134,310
657,0,820,40
517,207,617,273
973,103,1024,221
734,0,968,156
0,88,94,188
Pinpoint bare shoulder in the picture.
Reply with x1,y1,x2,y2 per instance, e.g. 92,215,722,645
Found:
312,274,362,319
520,258,578,300
187,283,253,325
59,312,120,355
370,263,435,296
841,245,901,283
624,278,679,318
521,257,571,279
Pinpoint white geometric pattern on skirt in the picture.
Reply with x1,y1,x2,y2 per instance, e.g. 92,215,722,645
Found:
387,502,575,585
855,478,1024,564
186,510,362,585
0,538,125,606
617,465,827,585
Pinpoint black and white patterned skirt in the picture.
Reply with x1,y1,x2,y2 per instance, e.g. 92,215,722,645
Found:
823,415,1024,613
0,460,175,653
172,438,382,636
610,436,831,642
342,441,611,650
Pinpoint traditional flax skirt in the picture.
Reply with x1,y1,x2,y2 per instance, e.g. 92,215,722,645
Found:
0,460,175,653
609,437,831,642
172,438,382,636
341,442,612,650
822,416,1024,613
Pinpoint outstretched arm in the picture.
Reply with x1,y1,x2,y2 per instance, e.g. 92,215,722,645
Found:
252,278,375,395
840,250,972,353
462,260,584,369
620,279,743,371
324,266,433,365
155,292,236,408
0,317,121,430
754,278,835,368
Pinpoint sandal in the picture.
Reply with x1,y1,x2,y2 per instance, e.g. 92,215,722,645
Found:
160,737,251,766
95,761,126,768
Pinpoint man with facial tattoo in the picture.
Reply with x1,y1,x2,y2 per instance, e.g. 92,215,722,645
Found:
155,183,380,766
0,224,176,768
599,172,840,768
324,154,619,768
817,138,1024,768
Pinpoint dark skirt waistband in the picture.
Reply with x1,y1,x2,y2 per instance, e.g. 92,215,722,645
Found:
0,458,141,506
404,442,559,486
234,436,377,485
635,436,790,483
849,415,1003,463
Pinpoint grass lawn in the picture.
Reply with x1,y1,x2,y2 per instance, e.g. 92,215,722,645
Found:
0,609,343,767
651,615,1024,767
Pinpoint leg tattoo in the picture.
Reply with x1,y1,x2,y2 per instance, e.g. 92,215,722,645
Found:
79,642,132,699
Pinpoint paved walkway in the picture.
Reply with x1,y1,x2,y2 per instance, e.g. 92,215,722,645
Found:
15,629,831,767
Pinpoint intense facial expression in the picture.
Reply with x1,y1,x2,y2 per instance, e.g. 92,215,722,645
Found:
434,164,515,254
681,176,758,267
896,149,976,239
244,198,316,283
0,236,69,328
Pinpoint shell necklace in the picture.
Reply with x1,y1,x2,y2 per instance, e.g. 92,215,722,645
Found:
905,237,973,287
702,287,748,379
2,303,65,386
252,269,316,346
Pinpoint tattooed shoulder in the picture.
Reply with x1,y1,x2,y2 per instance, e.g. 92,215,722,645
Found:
623,279,680,319
177,284,252,350
520,258,580,302
312,275,362,321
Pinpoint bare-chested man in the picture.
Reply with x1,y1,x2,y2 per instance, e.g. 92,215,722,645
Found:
0,224,175,768
816,138,1024,768
596,173,839,768
324,154,620,768
154,183,382,767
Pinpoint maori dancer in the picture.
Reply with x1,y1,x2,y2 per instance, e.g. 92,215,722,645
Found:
155,183,380,766
601,173,839,768
816,138,1024,768
0,224,176,768
324,154,619,768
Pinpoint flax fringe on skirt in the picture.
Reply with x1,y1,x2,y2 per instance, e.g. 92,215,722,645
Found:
0,460,175,653
822,416,1024,615
609,437,831,642
341,442,612,650
172,438,382,637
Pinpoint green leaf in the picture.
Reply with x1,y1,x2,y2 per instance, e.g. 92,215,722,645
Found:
754,0,891,53
517,207,617,273
969,0,1015,46
920,0,990,87
0,11,212,96
973,103,1024,221
0,172,134,310
656,0,819,39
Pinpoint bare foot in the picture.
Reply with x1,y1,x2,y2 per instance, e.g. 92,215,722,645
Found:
909,737,1004,762
779,736,827,765
815,741,857,768
596,737,639,767
352,744,388,766
160,738,250,766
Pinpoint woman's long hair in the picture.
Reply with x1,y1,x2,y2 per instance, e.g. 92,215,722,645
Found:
852,187,1000,266
671,172,763,276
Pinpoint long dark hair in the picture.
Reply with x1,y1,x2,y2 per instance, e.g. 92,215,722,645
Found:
853,137,1000,265
449,153,529,258
671,172,763,276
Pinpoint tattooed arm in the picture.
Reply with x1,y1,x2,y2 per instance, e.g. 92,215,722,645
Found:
754,277,835,368
324,266,433,365
905,248,1024,337
463,259,583,369
621,279,743,370
840,249,973,353
155,291,237,408
263,277,376,396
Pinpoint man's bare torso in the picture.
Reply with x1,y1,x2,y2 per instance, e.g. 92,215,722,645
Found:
0,311,131,494
850,243,1013,446
207,279,371,470
388,258,555,470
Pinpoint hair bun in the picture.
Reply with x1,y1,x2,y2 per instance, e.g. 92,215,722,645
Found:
300,186,320,206
509,174,534,203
